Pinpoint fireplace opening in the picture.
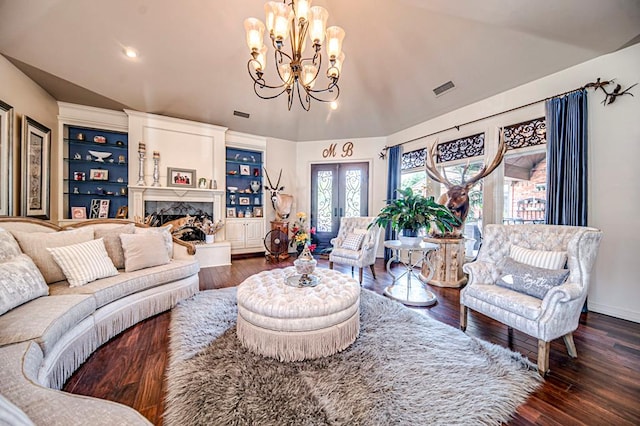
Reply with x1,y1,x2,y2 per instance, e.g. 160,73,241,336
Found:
144,201,216,242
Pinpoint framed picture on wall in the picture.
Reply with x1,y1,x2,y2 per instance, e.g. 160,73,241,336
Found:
21,116,51,219
0,100,14,216
167,167,196,188
239,164,250,175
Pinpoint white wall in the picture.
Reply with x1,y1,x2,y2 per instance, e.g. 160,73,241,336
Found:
264,136,297,224
388,43,640,323
0,55,59,220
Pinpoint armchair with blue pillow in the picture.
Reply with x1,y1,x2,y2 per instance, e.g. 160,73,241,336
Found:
460,224,602,376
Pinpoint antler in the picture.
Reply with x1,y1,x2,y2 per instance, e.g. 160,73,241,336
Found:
263,167,274,189
275,169,283,190
463,128,507,187
425,139,453,188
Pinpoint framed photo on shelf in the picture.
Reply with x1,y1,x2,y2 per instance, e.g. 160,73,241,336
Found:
226,207,236,218
90,199,110,219
253,206,263,217
239,164,250,175
21,116,51,219
167,167,196,188
73,171,86,181
89,169,108,181
0,100,14,216
239,196,250,205
115,205,128,219
71,206,87,219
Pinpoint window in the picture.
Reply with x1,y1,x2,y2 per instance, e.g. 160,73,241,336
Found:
502,117,547,224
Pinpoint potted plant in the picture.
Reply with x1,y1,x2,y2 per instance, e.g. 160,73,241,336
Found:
371,188,461,245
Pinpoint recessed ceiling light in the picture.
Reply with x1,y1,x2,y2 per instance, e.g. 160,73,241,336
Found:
124,47,139,58
330,101,338,110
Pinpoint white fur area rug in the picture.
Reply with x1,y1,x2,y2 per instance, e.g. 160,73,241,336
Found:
164,288,542,426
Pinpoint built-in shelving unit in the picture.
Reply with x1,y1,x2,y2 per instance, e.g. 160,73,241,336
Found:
63,126,128,219
225,147,263,219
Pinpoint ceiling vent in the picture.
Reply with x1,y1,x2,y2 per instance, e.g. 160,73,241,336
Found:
233,110,250,119
433,81,455,97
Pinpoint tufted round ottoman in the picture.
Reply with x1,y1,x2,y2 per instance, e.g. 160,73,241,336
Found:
236,267,361,362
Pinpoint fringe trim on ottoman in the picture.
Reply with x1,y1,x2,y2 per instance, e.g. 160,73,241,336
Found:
237,309,360,362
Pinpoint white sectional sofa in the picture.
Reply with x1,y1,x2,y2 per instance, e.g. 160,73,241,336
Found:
0,218,200,425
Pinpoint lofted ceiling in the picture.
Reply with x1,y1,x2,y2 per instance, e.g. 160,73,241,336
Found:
0,0,639,142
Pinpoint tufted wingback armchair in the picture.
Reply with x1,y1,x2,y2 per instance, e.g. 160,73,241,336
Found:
329,217,382,284
461,224,602,376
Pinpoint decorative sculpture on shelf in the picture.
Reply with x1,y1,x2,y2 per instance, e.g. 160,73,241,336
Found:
263,167,293,221
425,130,507,237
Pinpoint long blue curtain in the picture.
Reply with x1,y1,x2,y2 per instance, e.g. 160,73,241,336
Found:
384,145,401,262
545,90,588,226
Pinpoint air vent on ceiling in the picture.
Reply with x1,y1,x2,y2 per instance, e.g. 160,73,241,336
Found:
433,80,455,97
233,110,250,119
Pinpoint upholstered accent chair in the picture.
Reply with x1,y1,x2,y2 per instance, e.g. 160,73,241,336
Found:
329,217,382,284
460,224,602,376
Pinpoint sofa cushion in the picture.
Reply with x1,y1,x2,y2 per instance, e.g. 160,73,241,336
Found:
120,233,171,272
134,225,173,258
47,239,118,287
0,227,22,262
0,294,96,354
48,259,200,308
94,223,136,269
463,283,542,320
341,232,365,251
11,228,94,284
510,244,567,270
496,257,570,299
0,254,49,316
0,394,35,426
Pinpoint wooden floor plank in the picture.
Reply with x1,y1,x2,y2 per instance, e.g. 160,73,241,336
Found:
63,257,640,425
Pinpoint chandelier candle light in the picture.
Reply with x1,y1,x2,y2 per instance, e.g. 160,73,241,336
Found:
244,0,345,110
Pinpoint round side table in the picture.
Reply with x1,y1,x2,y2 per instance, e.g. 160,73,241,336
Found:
383,240,439,307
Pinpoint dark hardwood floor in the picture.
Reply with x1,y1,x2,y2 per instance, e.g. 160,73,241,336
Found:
63,256,640,425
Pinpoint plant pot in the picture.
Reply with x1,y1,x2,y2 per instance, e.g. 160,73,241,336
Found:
205,234,214,244
399,229,422,247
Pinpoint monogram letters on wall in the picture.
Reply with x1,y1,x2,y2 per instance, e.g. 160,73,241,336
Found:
322,141,354,158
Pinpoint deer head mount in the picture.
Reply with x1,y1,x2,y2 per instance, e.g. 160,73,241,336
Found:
263,168,293,221
425,130,507,236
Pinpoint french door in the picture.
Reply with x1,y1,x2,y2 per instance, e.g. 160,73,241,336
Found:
310,162,369,250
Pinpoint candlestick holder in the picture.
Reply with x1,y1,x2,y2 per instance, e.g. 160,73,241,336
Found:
151,157,161,187
136,151,146,186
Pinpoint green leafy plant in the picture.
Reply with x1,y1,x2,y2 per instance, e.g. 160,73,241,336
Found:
370,187,461,236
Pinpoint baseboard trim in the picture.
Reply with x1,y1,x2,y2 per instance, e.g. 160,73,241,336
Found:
588,302,640,323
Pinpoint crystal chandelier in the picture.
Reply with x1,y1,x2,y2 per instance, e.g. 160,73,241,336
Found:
244,0,345,111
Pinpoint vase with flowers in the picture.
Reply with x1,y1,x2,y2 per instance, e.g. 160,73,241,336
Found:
290,212,316,255
200,218,224,244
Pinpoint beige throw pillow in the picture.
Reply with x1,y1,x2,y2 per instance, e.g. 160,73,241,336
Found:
120,233,171,272
134,225,173,258
47,238,118,287
510,245,567,270
94,223,136,269
12,227,94,284
0,227,22,262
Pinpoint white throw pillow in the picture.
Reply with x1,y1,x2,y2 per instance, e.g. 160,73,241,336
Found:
510,245,567,270
120,233,171,272
134,225,173,258
12,227,94,284
47,238,118,287
341,232,365,251
0,254,49,315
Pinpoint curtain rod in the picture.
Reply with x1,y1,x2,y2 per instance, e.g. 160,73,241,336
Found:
389,85,586,150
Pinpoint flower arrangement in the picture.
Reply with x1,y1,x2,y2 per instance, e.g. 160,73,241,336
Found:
290,212,316,252
200,218,224,235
